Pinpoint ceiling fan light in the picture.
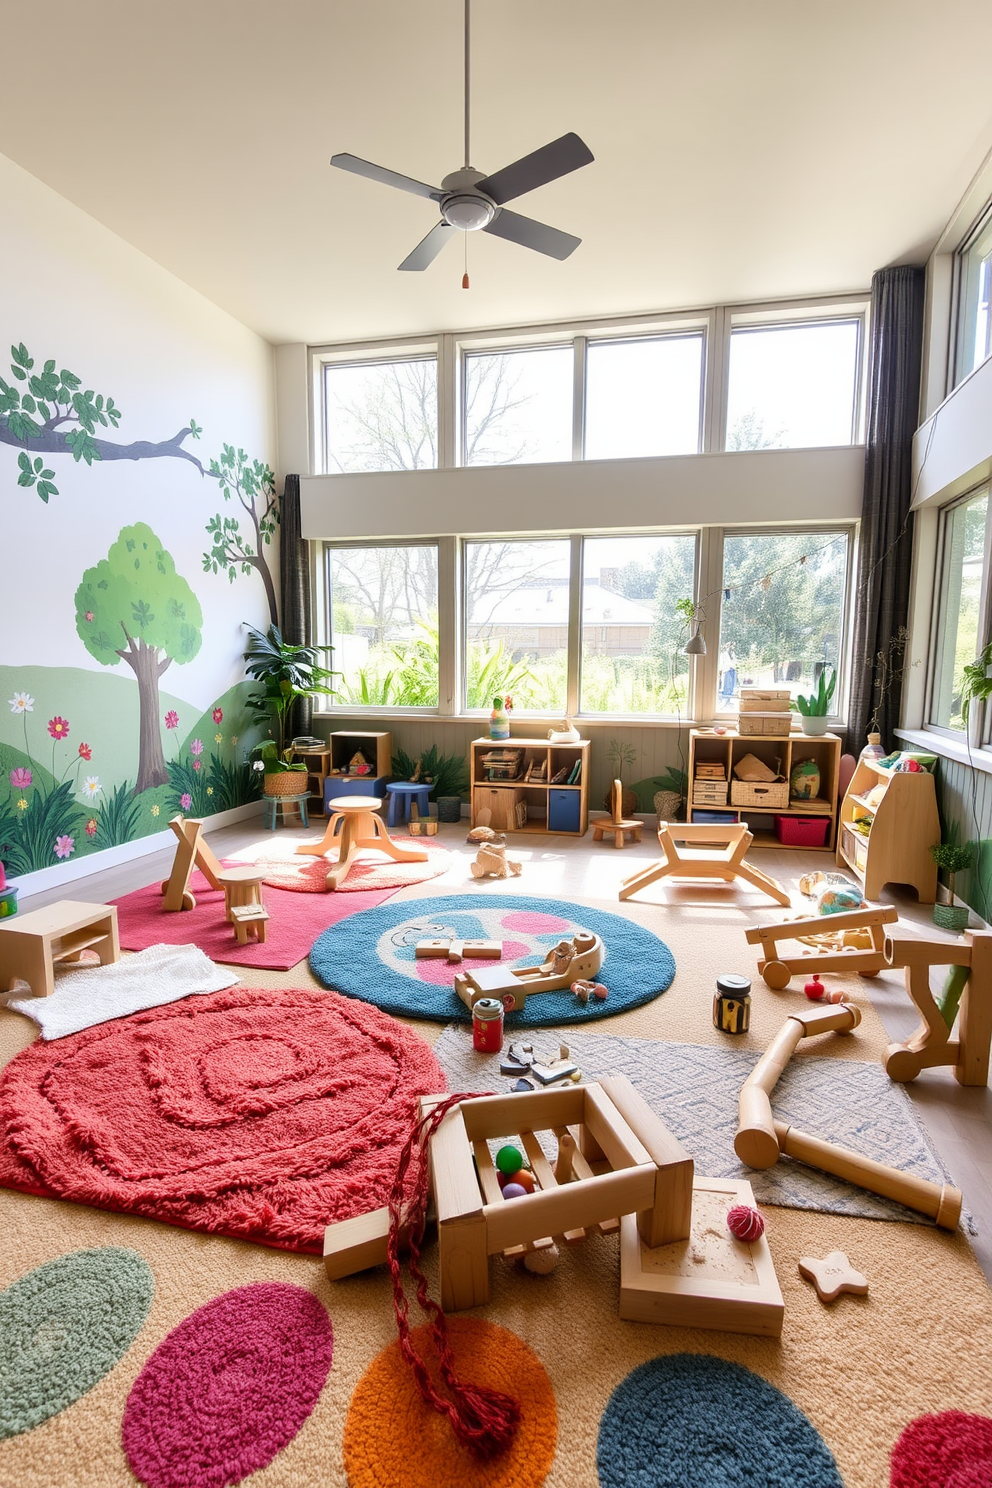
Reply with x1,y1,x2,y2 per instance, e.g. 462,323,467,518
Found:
442,194,494,231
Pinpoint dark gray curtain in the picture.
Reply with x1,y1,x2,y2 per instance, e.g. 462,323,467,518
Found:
279,473,314,737
846,265,926,752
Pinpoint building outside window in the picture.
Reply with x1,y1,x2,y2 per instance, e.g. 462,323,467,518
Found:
462,539,570,711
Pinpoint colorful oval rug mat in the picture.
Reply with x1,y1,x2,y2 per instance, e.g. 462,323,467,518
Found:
0,1247,154,1440
309,894,676,1025
253,837,451,893
0,987,444,1253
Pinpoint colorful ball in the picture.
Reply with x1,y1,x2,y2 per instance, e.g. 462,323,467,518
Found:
512,1168,536,1193
502,1183,527,1200
804,975,824,1000
727,1204,765,1242
495,1144,523,1176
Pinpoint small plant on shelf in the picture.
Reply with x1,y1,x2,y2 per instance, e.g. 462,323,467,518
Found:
960,642,992,725
792,668,836,735
929,841,975,931
605,739,638,814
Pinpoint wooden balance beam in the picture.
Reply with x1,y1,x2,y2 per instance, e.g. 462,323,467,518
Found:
745,904,899,990
883,929,992,1088
735,1001,962,1230
620,822,790,907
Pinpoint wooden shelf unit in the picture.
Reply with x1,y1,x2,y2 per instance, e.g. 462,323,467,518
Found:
470,737,590,835
686,729,841,851
836,756,939,902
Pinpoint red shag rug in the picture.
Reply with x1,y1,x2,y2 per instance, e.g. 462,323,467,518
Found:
111,865,396,969
255,838,452,894
0,987,445,1253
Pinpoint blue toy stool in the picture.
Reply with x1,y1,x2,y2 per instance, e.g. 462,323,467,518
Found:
385,781,432,827
263,794,309,830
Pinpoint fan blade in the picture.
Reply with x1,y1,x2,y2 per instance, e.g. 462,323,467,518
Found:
398,222,458,272
475,132,594,206
330,153,442,202
483,208,580,261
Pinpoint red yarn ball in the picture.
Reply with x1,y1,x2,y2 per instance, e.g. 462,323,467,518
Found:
804,975,824,1000
727,1204,765,1242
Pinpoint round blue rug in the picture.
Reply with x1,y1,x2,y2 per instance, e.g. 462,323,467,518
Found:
308,894,676,1025
597,1354,843,1487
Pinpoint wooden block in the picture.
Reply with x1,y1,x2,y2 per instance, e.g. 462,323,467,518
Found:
458,1087,586,1142
957,930,992,1087
582,1084,653,1171
798,1250,868,1304
599,1074,694,1248
439,1213,490,1311
423,1100,484,1226
323,1207,391,1279
619,1177,784,1337
483,1164,655,1253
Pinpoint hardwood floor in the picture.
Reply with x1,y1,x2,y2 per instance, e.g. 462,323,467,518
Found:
10,814,992,1282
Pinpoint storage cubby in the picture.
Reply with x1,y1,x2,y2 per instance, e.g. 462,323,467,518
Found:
836,756,939,901
470,737,590,835
686,729,841,851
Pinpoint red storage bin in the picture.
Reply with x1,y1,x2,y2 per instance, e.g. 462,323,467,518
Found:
774,815,830,847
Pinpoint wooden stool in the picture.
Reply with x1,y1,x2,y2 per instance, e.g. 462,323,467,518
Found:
386,781,432,827
620,822,790,906
220,865,265,922
230,903,269,944
0,900,120,998
296,794,428,890
263,794,309,830
593,779,642,849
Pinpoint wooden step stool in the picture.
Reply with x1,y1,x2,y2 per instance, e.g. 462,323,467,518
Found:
0,900,119,998
230,903,269,944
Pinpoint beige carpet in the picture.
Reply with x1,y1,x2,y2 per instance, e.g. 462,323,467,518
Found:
2,873,990,1488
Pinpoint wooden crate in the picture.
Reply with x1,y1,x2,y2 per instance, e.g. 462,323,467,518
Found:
739,689,791,713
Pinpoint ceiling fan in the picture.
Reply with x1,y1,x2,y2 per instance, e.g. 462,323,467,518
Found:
330,0,594,272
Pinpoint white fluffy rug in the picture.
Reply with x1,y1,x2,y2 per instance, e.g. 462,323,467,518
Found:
3,943,239,1039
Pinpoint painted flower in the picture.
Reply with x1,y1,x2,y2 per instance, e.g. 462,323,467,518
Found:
214,733,223,744
54,835,75,860
165,710,179,730
231,735,238,747
193,760,201,772
190,738,204,757
150,804,161,817
212,708,223,723
206,786,214,796
82,776,102,797
16,798,27,812
78,742,92,761
9,767,31,790
84,610,94,622
47,716,70,740
8,691,34,714
85,818,98,837
180,793,192,810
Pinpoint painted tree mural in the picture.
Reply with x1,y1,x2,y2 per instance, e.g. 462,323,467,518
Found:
202,444,279,623
74,524,203,793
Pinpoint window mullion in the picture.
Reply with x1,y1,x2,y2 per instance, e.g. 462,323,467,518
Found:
566,535,583,716
572,336,586,460
693,527,722,720
438,334,456,469
437,536,458,713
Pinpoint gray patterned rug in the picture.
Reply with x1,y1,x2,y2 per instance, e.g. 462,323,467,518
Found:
434,1025,974,1231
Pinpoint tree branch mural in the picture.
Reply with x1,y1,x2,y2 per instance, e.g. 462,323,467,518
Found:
202,444,279,623
74,524,203,794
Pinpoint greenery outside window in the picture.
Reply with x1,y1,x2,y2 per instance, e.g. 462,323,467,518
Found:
326,543,439,707
716,530,851,713
323,356,438,472
928,489,990,734
462,539,570,711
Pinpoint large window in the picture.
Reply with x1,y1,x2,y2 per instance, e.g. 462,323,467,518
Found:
579,535,696,713
954,211,992,387
584,335,704,459
463,347,572,465
326,543,439,706
717,530,850,711
324,356,438,472
929,490,989,732
726,320,861,449
463,539,570,711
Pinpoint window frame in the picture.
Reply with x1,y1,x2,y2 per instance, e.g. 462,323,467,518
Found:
951,203,992,391
924,483,992,742
724,311,867,450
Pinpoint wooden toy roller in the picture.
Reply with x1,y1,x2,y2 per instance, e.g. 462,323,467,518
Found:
745,904,898,990
735,1001,962,1230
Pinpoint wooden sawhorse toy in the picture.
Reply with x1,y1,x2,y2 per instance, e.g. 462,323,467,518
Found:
593,780,642,849
620,822,790,906
160,816,265,920
882,929,992,1088
295,794,427,890
745,904,899,989
735,1000,963,1230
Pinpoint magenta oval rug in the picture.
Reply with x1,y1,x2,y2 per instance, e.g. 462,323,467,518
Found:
0,987,445,1252
123,1283,332,1488
254,838,452,893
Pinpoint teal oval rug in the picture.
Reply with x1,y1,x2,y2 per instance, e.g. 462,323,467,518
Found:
309,894,676,1025
0,1247,154,1439
597,1354,843,1486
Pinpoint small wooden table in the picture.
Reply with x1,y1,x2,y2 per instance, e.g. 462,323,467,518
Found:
0,900,120,998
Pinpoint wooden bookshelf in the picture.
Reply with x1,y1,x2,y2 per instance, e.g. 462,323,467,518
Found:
836,756,939,901
470,738,590,835
686,729,841,851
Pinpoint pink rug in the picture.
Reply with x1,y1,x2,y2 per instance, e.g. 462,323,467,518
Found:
111,864,395,969
255,838,451,893
0,987,446,1253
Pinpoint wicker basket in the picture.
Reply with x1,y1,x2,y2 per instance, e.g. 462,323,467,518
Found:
731,780,789,809
653,789,682,822
264,770,309,798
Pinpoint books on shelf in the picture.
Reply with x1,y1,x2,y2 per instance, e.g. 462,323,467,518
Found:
566,760,582,785
550,765,571,784
481,748,524,781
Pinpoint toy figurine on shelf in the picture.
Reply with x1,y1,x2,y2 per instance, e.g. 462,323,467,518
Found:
489,695,512,741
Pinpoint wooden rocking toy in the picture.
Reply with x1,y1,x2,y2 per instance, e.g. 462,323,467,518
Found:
295,794,427,890
882,928,992,1088
593,780,642,848
620,821,790,906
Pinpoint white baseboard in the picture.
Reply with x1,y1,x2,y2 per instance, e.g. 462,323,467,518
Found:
8,802,264,897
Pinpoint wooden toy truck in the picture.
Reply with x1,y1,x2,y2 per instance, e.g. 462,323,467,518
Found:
453,931,603,1012
745,904,899,989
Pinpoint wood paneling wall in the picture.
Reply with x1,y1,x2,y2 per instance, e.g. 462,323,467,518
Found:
934,757,992,920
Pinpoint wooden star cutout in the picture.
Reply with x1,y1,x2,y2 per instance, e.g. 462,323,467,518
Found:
798,1251,869,1304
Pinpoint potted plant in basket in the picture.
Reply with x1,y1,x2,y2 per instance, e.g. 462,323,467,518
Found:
929,841,975,932
243,624,337,798
793,668,836,736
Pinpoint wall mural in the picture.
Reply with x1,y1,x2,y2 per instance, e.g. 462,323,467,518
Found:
0,342,276,878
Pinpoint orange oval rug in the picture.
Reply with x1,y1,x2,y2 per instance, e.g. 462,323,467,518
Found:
344,1318,557,1487
254,839,452,893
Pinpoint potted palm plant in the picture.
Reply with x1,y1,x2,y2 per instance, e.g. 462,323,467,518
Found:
929,841,975,932
243,624,338,798
793,668,836,736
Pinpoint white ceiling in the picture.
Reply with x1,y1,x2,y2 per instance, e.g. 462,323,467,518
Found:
2,0,992,347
